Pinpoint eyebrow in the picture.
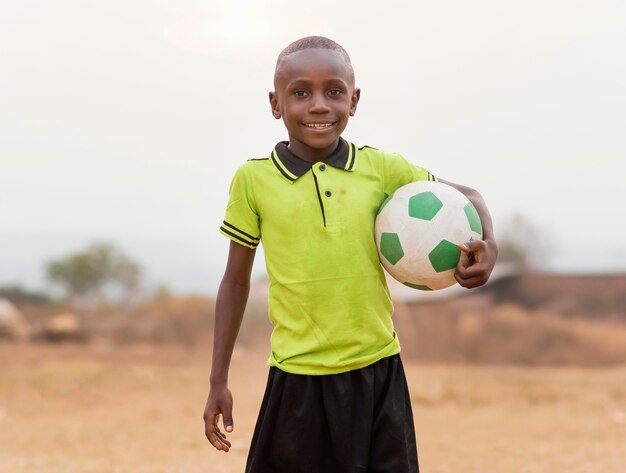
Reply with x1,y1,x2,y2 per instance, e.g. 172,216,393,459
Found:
286,78,349,87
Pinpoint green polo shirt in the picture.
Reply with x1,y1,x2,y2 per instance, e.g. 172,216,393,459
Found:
220,138,435,375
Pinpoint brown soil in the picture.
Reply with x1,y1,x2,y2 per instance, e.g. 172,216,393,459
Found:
1,343,625,473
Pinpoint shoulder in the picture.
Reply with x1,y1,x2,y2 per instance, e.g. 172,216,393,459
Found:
355,144,404,158
354,143,411,166
354,144,382,156
231,154,272,178
243,154,272,169
247,156,271,163
352,142,435,185
226,157,264,197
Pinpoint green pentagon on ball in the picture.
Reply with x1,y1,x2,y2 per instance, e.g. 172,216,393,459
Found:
403,282,433,291
380,232,404,265
408,192,443,220
464,202,482,234
428,239,461,272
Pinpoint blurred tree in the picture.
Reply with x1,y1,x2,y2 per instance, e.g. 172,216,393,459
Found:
497,213,552,269
0,285,52,305
45,242,141,306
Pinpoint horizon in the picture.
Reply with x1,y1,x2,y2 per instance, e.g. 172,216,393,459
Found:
2,231,625,297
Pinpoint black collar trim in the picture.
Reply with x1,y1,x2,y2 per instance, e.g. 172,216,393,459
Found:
271,138,355,182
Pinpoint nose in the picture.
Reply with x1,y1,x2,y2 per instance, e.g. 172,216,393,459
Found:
309,92,330,114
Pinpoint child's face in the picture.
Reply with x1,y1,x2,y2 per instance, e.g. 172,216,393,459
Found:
270,48,360,162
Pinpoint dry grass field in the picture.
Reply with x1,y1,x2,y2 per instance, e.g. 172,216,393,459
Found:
1,342,625,473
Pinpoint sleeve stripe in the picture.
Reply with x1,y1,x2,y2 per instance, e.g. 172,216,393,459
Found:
222,221,260,241
220,226,259,248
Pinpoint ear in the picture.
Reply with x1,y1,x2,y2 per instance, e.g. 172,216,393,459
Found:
269,91,281,119
349,88,361,117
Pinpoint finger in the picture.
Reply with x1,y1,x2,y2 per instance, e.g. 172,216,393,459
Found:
455,273,487,288
214,433,232,451
458,244,487,271
211,437,232,452
215,428,228,440
456,260,488,278
456,256,485,274
205,413,232,452
455,263,489,287
459,239,486,255
458,242,481,271
221,403,234,433
455,274,486,288
208,427,232,452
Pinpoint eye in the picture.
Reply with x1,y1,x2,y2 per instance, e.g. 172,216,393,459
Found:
328,88,342,97
294,89,308,98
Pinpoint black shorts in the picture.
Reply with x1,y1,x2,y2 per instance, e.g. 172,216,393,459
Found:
245,354,419,473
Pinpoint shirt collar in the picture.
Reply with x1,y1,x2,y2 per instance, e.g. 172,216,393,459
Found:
270,137,357,183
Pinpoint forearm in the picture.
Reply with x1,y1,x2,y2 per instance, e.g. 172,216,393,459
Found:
462,186,496,244
210,277,250,387
441,180,496,245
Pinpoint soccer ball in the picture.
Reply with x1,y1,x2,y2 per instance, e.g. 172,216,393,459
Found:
375,181,482,291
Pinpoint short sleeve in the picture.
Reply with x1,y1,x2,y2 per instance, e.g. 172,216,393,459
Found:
219,164,261,249
382,151,437,196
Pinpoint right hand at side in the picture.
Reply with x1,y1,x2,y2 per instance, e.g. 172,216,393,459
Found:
203,385,234,452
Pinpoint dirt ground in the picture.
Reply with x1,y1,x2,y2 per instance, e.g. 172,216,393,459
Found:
1,343,625,473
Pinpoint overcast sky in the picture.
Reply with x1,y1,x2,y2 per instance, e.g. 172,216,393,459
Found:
1,1,625,294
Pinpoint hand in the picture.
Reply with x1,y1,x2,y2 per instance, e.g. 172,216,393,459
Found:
455,238,497,288
203,385,234,452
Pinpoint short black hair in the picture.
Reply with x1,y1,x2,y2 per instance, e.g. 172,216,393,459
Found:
274,36,354,85
277,36,352,65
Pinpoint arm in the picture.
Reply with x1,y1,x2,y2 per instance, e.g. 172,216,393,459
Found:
204,240,256,452
439,179,498,289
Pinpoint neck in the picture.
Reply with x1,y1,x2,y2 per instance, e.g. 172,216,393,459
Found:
287,138,340,163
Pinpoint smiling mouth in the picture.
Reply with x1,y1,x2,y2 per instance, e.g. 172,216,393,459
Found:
303,122,335,129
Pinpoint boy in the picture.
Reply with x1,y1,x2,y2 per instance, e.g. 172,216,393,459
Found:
204,36,497,473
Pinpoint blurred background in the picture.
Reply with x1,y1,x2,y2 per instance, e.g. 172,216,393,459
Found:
2,0,626,295
1,1,625,472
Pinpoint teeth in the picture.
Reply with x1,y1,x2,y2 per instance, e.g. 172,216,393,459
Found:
305,123,332,128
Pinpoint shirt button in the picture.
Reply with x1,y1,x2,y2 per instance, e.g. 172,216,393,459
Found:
325,191,332,197
319,164,326,171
